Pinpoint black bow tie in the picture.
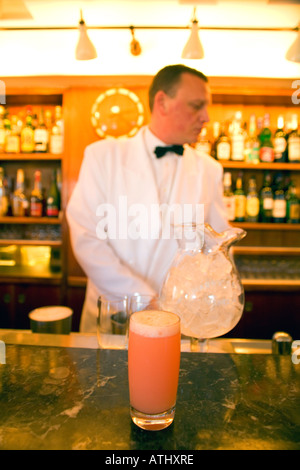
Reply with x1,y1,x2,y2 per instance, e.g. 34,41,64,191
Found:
154,145,184,158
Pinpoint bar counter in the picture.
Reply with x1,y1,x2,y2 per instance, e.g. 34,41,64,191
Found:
0,330,299,451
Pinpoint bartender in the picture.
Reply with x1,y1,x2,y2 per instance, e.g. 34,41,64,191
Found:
66,64,229,332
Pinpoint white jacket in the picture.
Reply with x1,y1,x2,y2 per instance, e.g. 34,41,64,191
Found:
66,126,229,332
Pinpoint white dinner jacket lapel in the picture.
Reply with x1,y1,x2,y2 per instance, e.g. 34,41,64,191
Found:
119,127,161,210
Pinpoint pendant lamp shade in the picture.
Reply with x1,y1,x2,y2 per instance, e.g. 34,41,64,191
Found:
286,25,300,63
75,19,97,60
182,20,204,59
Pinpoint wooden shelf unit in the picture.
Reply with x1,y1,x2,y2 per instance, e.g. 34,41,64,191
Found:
0,216,62,224
231,222,300,231
233,246,300,255
1,75,299,333
221,161,300,171
0,153,62,161
0,239,62,246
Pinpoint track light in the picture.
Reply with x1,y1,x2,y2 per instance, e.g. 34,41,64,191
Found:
286,22,300,63
130,26,142,56
181,8,204,59
0,17,297,64
75,10,97,60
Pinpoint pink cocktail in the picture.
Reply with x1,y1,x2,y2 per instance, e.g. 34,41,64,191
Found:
128,309,181,430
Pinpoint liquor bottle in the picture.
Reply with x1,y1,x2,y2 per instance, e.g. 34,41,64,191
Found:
16,113,24,137
256,116,263,136
259,171,273,222
34,108,49,153
216,123,231,161
30,170,43,217
230,111,245,161
246,176,259,222
210,122,220,159
5,115,20,154
12,169,29,216
46,169,61,217
0,167,8,216
195,127,211,155
286,181,300,223
56,168,62,193
44,109,53,129
244,114,260,163
259,114,274,163
21,115,35,153
223,172,235,222
272,173,286,223
273,116,287,163
287,114,300,163
0,106,6,153
3,117,12,153
234,172,246,222
54,106,63,130
49,106,63,154
32,112,38,131
50,247,61,273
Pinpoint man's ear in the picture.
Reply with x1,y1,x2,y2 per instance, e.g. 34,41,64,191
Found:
154,90,169,116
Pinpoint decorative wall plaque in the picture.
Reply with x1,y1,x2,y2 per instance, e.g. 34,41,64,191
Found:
91,87,145,139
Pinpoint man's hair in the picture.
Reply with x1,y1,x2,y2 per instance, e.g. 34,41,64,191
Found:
148,64,208,112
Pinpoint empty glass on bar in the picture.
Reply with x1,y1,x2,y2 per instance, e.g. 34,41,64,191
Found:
97,296,129,349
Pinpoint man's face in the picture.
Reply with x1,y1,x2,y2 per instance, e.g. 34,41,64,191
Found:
163,73,211,145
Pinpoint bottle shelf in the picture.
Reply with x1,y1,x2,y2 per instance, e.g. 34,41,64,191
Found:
233,246,300,255
233,246,300,290
231,222,300,230
0,267,62,283
0,239,62,246
0,216,62,224
220,161,300,171
241,278,300,290
0,153,63,161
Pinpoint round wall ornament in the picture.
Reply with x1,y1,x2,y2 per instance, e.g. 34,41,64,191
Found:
91,87,145,139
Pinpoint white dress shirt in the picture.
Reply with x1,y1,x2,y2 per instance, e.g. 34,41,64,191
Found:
144,127,181,204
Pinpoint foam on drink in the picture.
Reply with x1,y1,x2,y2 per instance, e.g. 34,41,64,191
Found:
130,310,180,337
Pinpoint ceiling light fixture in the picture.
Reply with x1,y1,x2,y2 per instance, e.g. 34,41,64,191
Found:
286,21,300,63
0,19,298,64
181,8,204,59
75,10,97,61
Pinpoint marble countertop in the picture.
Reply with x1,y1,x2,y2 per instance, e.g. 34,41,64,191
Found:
0,339,299,450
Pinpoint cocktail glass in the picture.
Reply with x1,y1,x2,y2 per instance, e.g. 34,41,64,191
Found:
128,307,181,431
97,296,129,349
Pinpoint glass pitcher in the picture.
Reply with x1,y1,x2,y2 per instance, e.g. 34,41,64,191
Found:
160,223,246,351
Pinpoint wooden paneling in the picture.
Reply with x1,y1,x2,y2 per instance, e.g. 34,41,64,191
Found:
66,285,86,332
63,85,151,191
62,83,151,279
225,290,300,339
0,283,63,329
